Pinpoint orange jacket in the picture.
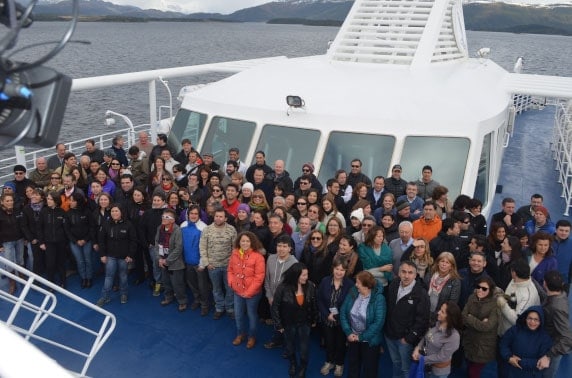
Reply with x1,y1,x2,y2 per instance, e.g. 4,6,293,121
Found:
412,216,442,241
227,248,265,298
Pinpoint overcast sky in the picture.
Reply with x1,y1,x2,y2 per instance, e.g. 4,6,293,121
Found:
109,0,273,14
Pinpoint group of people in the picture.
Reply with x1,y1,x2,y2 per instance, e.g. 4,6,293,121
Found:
1,132,572,378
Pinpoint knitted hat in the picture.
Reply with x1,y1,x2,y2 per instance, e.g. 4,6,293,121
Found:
13,164,26,173
302,162,315,173
242,182,254,193
237,203,251,215
3,181,16,191
396,200,410,212
350,208,364,222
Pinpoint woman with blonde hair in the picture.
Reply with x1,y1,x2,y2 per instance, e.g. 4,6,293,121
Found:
249,189,271,212
321,194,346,229
401,238,434,279
424,251,461,325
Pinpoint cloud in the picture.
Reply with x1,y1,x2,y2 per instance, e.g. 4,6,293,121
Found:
107,0,272,14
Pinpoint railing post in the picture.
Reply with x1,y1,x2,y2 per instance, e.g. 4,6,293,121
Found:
149,80,157,141
15,146,27,168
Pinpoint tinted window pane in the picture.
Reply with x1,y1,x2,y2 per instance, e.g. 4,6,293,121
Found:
202,117,256,164
318,132,395,185
401,137,470,196
256,125,320,174
168,109,206,149
474,132,491,206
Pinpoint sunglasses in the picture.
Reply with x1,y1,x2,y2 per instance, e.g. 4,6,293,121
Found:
14,171,25,175
351,165,360,168
297,202,307,206
253,195,263,199
476,286,489,292
213,189,221,192
311,237,322,241
302,169,310,173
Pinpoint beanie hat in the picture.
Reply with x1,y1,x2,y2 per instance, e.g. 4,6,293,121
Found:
242,182,254,193
302,162,315,173
350,208,364,223
3,181,16,191
396,200,411,212
238,203,251,215
14,164,26,173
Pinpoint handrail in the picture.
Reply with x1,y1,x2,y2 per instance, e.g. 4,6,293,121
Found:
0,256,116,377
552,100,572,215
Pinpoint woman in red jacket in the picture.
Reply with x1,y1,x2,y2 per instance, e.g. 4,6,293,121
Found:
228,231,266,349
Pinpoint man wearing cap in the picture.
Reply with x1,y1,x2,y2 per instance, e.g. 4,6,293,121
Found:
9,165,34,206
394,200,414,224
28,157,52,189
266,159,293,195
222,147,247,175
347,158,372,189
47,143,66,171
385,164,408,198
524,206,556,236
414,165,440,200
201,152,220,174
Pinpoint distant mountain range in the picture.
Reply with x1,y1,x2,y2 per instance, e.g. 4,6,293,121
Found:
34,0,572,35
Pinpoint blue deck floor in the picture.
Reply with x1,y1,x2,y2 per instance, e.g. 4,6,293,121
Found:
2,106,572,377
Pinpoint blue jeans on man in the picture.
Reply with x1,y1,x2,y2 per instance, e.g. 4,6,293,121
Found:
234,292,262,337
208,266,233,314
385,335,414,378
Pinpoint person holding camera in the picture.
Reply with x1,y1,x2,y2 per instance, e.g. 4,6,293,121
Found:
412,301,462,378
317,257,354,377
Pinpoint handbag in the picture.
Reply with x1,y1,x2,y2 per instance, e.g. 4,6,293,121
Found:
408,355,425,378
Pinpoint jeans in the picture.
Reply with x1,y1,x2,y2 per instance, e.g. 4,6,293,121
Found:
208,266,233,313
162,267,187,305
148,246,161,283
542,354,562,378
69,241,93,280
185,265,212,308
385,335,414,378
0,239,24,270
284,323,311,365
101,257,128,299
234,292,262,337
347,341,380,378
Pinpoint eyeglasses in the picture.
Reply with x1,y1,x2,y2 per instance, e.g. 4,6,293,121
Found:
302,169,310,173
476,286,489,292
111,163,120,166
526,317,540,322
311,237,322,241
14,171,25,175
297,202,307,206
351,165,360,168
162,215,174,220
361,223,373,228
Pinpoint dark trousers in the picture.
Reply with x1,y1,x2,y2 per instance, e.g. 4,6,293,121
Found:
134,243,152,280
284,323,311,365
347,341,380,378
323,324,347,366
162,267,187,305
185,265,211,308
45,241,67,286
30,242,45,276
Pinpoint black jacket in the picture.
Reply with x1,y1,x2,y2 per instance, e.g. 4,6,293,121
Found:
272,281,318,329
64,207,95,242
384,278,430,346
38,206,67,243
0,207,24,245
140,207,164,246
98,218,137,258
21,205,42,241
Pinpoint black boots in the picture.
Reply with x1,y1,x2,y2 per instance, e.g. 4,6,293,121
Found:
288,358,297,377
298,360,307,378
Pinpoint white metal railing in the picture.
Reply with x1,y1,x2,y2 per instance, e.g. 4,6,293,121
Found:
512,93,545,114
552,100,572,215
0,124,152,184
0,256,116,377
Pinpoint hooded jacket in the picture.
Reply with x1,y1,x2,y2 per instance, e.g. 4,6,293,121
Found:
499,306,553,377
340,282,386,346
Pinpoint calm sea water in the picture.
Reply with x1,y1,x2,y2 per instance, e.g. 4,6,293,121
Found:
3,21,572,157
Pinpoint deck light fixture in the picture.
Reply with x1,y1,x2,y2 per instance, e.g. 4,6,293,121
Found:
104,110,136,146
286,95,304,108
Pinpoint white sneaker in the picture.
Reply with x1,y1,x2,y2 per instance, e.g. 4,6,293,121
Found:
334,365,344,377
320,362,334,375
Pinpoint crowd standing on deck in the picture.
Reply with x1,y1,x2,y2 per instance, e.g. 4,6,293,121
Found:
2,132,572,377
